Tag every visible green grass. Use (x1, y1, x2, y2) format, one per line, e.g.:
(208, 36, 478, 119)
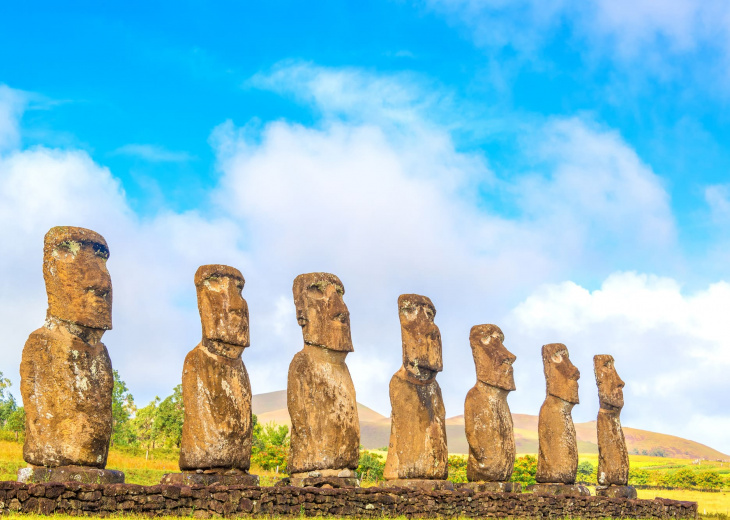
(1, 439, 729, 515)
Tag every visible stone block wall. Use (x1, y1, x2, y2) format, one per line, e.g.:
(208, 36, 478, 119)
(0, 481, 697, 519)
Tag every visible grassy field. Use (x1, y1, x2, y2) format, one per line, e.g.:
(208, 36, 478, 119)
(635, 489, 730, 515)
(1, 440, 729, 515)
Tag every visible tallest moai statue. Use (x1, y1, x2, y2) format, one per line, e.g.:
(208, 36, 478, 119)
(19, 226, 123, 484)
(286, 272, 360, 488)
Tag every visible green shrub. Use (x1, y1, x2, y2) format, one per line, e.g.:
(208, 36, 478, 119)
(666, 468, 696, 488)
(696, 470, 723, 490)
(251, 444, 288, 472)
(577, 461, 595, 483)
(629, 468, 650, 486)
(447, 455, 467, 483)
(357, 451, 385, 482)
(510, 455, 537, 487)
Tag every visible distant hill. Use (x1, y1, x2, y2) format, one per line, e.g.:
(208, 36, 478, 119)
(252, 390, 729, 461)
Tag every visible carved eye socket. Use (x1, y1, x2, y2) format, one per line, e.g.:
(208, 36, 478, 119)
(401, 306, 417, 320)
(93, 243, 109, 259)
(551, 352, 563, 363)
(424, 307, 435, 321)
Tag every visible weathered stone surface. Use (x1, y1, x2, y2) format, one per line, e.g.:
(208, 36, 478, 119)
(0, 481, 699, 518)
(17, 466, 124, 484)
(528, 483, 591, 496)
(277, 476, 359, 488)
(465, 324, 516, 483)
(536, 343, 580, 484)
(594, 354, 630, 488)
(287, 273, 360, 476)
(180, 265, 254, 474)
(596, 485, 637, 498)
(456, 481, 522, 493)
(21, 226, 115, 470)
(379, 479, 454, 491)
(384, 294, 448, 481)
(160, 472, 259, 486)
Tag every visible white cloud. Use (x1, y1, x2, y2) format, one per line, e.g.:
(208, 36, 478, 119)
(506, 271, 730, 453)
(424, 0, 730, 86)
(112, 144, 194, 163)
(705, 183, 730, 223)
(0, 85, 26, 152)
(1, 67, 722, 455)
(211, 62, 677, 419)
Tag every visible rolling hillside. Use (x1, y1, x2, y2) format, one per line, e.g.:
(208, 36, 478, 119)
(252, 390, 729, 461)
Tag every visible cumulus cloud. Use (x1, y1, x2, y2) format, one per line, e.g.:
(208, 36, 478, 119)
(211, 62, 677, 420)
(705, 183, 730, 223)
(0, 85, 26, 152)
(1, 65, 723, 454)
(424, 0, 730, 87)
(506, 272, 730, 453)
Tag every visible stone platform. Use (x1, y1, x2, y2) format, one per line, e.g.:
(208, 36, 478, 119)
(160, 472, 259, 486)
(596, 485, 638, 498)
(528, 482, 591, 496)
(17, 466, 124, 484)
(379, 479, 455, 491)
(276, 476, 359, 488)
(457, 481, 522, 493)
(0, 480, 698, 518)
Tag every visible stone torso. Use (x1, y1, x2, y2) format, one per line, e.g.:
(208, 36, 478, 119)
(465, 382, 515, 482)
(287, 346, 360, 474)
(180, 345, 252, 471)
(384, 367, 448, 480)
(20, 325, 113, 468)
(536, 395, 578, 484)
(597, 410, 629, 486)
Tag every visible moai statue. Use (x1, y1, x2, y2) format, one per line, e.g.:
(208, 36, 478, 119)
(382, 294, 452, 491)
(462, 324, 520, 492)
(532, 343, 589, 496)
(161, 265, 258, 486)
(594, 354, 636, 498)
(286, 273, 360, 488)
(18, 226, 123, 484)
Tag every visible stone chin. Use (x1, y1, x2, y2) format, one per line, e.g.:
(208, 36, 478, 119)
(49, 302, 112, 331)
(599, 389, 624, 410)
(494, 370, 516, 392)
(303, 329, 354, 352)
(549, 383, 580, 405)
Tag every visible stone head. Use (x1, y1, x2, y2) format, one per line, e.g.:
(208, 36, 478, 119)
(398, 294, 443, 380)
(470, 324, 516, 391)
(594, 354, 624, 411)
(542, 343, 580, 404)
(292, 272, 353, 352)
(195, 265, 250, 354)
(43, 226, 112, 330)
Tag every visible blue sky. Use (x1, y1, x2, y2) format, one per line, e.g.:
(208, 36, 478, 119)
(1, 1, 730, 454)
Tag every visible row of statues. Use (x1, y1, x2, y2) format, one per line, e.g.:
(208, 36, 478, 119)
(17, 226, 634, 498)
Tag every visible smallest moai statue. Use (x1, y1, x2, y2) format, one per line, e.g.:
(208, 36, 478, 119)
(531, 343, 590, 496)
(161, 264, 258, 486)
(594, 354, 636, 498)
(461, 325, 520, 493)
